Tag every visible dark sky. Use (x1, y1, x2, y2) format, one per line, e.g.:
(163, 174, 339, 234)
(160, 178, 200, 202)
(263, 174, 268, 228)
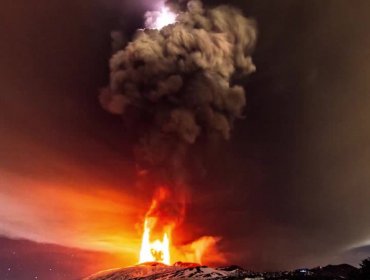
(1, 0, 370, 278)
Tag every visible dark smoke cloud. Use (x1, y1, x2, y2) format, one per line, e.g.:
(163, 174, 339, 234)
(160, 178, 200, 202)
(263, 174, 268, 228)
(100, 0, 256, 182)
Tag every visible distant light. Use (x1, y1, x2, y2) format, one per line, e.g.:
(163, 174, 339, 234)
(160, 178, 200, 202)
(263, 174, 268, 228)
(145, 7, 177, 30)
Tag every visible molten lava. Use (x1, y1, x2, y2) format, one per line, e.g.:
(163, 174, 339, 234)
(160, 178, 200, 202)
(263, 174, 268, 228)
(138, 187, 224, 266)
(139, 217, 171, 265)
(138, 187, 177, 265)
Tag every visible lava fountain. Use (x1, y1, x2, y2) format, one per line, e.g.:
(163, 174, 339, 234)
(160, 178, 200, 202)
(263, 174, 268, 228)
(138, 187, 181, 265)
(139, 217, 171, 265)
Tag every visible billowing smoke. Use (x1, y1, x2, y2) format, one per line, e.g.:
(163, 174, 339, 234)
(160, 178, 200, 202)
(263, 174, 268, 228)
(100, 0, 257, 184)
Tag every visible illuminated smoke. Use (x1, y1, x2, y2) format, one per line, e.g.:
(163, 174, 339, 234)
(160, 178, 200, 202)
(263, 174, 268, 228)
(145, 6, 177, 29)
(100, 0, 257, 183)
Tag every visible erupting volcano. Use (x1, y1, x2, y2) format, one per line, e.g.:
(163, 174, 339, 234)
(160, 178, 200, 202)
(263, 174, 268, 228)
(89, 0, 257, 277)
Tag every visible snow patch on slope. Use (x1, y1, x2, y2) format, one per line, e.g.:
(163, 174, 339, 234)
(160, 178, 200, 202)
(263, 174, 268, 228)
(83, 263, 251, 280)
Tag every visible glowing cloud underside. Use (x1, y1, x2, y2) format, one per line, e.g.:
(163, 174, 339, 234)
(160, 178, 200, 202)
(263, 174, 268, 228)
(145, 7, 176, 30)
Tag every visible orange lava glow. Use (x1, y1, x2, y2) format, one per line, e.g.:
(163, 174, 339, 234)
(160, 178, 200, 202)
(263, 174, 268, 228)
(138, 187, 175, 265)
(138, 187, 226, 266)
(139, 217, 171, 264)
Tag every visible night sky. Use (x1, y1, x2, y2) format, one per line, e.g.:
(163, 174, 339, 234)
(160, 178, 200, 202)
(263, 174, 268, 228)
(1, 0, 370, 279)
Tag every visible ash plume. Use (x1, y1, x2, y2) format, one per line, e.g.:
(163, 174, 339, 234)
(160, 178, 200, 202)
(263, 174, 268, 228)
(100, 0, 257, 183)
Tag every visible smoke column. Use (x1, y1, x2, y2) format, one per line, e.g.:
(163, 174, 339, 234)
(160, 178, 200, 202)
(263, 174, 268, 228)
(100, 0, 257, 185)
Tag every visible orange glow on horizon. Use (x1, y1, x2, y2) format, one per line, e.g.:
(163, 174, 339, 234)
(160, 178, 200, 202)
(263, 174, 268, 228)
(0, 172, 141, 266)
(1, 172, 226, 268)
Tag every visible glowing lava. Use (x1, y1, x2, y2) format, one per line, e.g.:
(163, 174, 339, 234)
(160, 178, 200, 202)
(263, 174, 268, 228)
(138, 188, 176, 265)
(139, 217, 171, 265)
(138, 187, 224, 266)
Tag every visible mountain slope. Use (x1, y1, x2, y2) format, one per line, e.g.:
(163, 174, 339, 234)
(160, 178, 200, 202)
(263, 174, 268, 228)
(83, 262, 251, 280)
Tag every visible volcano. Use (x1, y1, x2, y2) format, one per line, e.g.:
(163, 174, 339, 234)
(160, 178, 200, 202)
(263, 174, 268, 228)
(83, 262, 251, 280)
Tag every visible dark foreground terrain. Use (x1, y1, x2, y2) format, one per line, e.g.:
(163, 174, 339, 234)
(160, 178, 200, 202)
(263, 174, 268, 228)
(84, 258, 370, 280)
